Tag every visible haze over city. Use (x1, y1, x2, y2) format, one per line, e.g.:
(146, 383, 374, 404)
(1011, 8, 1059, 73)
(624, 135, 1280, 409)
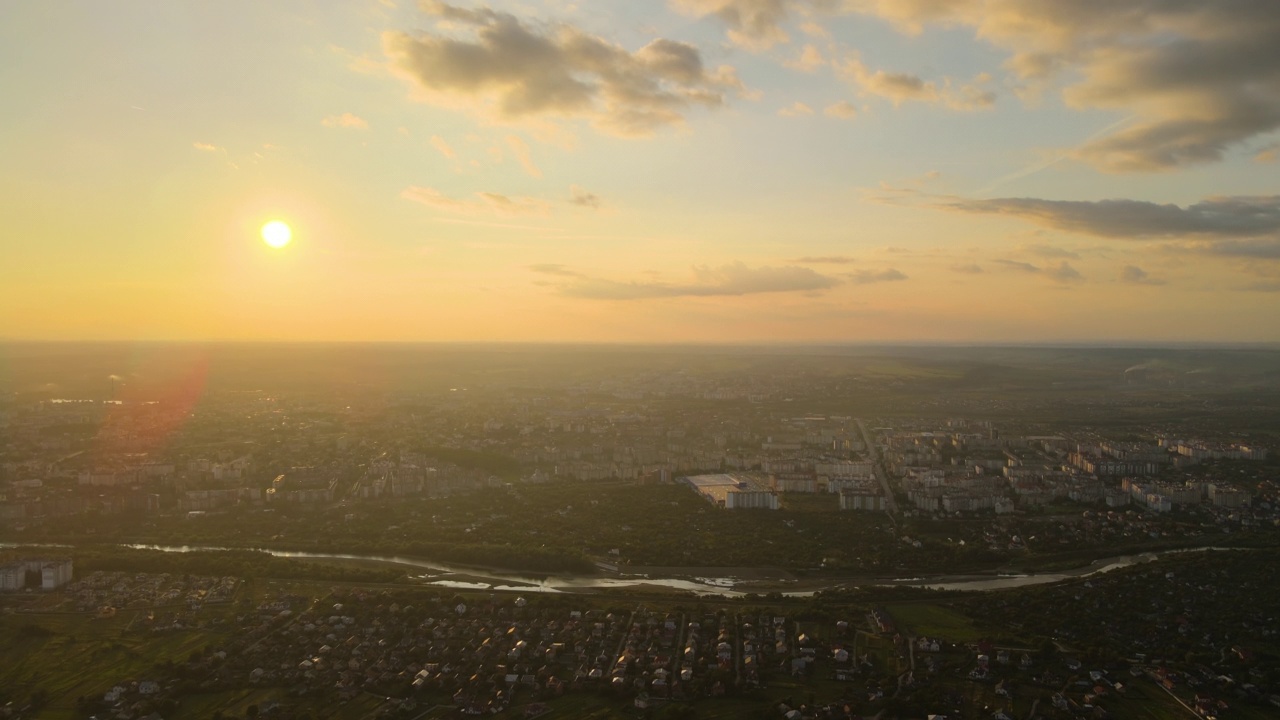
(3, 0, 1279, 343)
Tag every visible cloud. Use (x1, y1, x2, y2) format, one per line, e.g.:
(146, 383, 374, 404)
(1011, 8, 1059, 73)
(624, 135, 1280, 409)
(670, 0, 802, 50)
(943, 195, 1280, 239)
(784, 43, 825, 72)
(846, 268, 908, 284)
(528, 263, 586, 278)
(837, 56, 996, 110)
(838, 56, 937, 105)
(401, 186, 551, 216)
(778, 101, 814, 117)
(430, 135, 456, 159)
(192, 142, 223, 152)
(823, 100, 858, 120)
(994, 259, 1083, 283)
(950, 263, 984, 274)
(1041, 261, 1082, 283)
(1257, 143, 1280, 164)
(505, 134, 541, 177)
(995, 259, 1040, 274)
(843, 0, 1280, 172)
(1176, 238, 1280, 260)
(681, 1, 1280, 171)
(794, 255, 857, 264)
(568, 185, 602, 209)
(1018, 243, 1080, 259)
(1119, 265, 1165, 285)
(555, 261, 841, 299)
(1245, 281, 1280, 292)
(384, 2, 750, 137)
(322, 112, 369, 129)
(946, 82, 998, 111)
(976, 116, 1137, 194)
(799, 20, 829, 39)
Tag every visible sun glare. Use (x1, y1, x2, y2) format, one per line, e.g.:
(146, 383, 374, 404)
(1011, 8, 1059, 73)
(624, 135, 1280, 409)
(261, 220, 292, 248)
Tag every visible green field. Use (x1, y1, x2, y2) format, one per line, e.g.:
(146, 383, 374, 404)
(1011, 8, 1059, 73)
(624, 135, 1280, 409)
(884, 602, 989, 643)
(0, 611, 233, 719)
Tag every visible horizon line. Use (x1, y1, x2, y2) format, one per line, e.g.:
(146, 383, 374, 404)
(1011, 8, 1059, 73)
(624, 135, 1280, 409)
(2, 339, 1279, 350)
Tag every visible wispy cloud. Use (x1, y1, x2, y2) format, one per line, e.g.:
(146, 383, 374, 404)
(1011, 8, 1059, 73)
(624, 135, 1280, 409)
(975, 115, 1135, 194)
(837, 55, 995, 111)
(434, 217, 562, 231)
(823, 101, 857, 120)
(430, 135, 456, 159)
(322, 112, 369, 129)
(192, 142, 223, 152)
(778, 101, 814, 117)
(794, 256, 857, 264)
(1018, 243, 1080, 259)
(505, 135, 541, 178)
(1119, 265, 1165, 285)
(543, 261, 842, 300)
(568, 185, 603, 209)
(401, 186, 550, 216)
(784, 44, 825, 72)
(528, 263, 587, 278)
(1174, 238, 1280, 260)
(846, 268, 908, 284)
(994, 259, 1083, 283)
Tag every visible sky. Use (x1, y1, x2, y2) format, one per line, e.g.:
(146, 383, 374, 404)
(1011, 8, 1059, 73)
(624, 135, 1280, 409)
(1, 0, 1278, 344)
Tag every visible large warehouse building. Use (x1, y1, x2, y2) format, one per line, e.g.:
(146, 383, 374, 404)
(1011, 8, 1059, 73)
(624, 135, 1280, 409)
(682, 473, 779, 510)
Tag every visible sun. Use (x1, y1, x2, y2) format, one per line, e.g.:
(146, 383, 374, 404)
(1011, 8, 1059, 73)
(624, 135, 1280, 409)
(260, 220, 292, 248)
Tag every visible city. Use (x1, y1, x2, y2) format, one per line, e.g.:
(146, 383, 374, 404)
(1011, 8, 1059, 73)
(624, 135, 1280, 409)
(2, 344, 1279, 719)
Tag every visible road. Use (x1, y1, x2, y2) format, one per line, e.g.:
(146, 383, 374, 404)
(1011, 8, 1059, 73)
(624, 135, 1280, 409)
(855, 418, 899, 513)
(607, 607, 637, 678)
(734, 613, 742, 683)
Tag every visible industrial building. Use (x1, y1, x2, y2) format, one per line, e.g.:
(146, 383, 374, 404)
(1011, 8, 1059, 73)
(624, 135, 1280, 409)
(682, 473, 779, 510)
(839, 492, 887, 511)
(0, 563, 24, 591)
(0, 557, 73, 591)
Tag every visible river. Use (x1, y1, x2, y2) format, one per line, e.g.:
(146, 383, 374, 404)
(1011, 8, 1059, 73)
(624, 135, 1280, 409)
(1, 541, 1231, 596)
(77, 542, 1233, 597)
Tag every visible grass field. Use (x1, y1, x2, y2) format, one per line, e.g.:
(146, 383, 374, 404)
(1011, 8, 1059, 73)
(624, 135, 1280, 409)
(884, 602, 988, 643)
(0, 610, 235, 719)
(178, 689, 389, 719)
(0, 601, 402, 720)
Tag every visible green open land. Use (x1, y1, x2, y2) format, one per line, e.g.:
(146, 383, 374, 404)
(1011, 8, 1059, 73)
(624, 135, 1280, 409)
(883, 602, 989, 643)
(0, 609, 236, 718)
(0, 578, 415, 720)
